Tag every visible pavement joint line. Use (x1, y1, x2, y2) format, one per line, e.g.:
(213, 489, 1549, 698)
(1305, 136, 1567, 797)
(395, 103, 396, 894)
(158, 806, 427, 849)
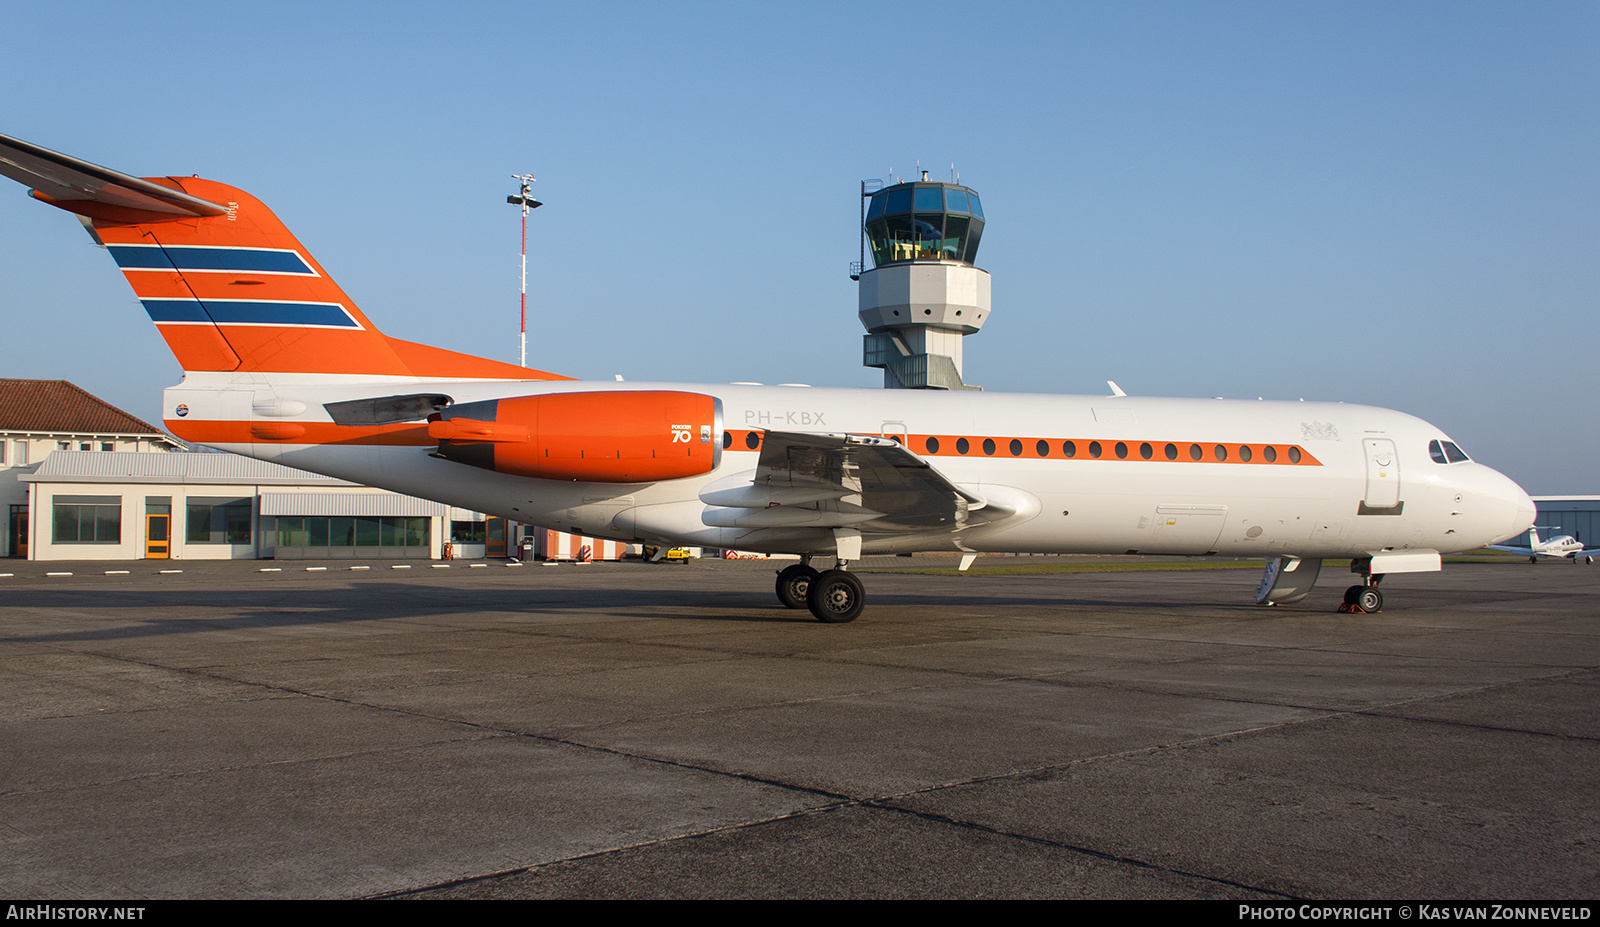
(858, 799, 1300, 900)
(371, 804, 862, 899)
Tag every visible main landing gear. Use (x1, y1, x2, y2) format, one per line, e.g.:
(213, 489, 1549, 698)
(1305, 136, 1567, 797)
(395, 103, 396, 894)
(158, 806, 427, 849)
(776, 558, 865, 623)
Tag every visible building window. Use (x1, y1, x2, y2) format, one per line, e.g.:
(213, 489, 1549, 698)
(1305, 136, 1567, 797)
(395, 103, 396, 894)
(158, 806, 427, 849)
(187, 497, 252, 544)
(57, 441, 70, 451)
(451, 521, 487, 543)
(53, 495, 121, 544)
(277, 516, 430, 551)
(100, 442, 114, 452)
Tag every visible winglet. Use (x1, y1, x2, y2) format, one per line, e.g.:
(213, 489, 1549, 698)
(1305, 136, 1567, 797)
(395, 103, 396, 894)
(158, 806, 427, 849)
(0, 132, 228, 222)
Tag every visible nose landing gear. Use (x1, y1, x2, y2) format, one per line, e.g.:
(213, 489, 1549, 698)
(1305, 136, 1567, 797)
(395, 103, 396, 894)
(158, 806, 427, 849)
(1339, 568, 1384, 614)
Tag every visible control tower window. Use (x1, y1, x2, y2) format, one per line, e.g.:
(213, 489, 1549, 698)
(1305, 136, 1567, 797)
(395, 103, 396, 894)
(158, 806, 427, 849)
(863, 182, 985, 268)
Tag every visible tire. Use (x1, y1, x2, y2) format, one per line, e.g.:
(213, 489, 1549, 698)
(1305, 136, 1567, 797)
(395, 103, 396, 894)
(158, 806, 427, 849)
(775, 564, 819, 610)
(1343, 585, 1362, 606)
(1356, 587, 1383, 612)
(806, 569, 865, 623)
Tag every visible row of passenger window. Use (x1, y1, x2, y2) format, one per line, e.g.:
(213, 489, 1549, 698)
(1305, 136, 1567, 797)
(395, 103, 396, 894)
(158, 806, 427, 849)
(921, 437, 1303, 463)
(725, 431, 1307, 464)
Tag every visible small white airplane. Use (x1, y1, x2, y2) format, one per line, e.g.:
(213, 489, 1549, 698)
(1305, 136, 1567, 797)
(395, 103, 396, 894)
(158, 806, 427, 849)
(0, 132, 1538, 622)
(1488, 527, 1595, 564)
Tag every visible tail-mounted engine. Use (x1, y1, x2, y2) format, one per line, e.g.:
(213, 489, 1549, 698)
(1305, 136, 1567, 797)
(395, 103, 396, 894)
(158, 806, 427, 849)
(428, 390, 722, 483)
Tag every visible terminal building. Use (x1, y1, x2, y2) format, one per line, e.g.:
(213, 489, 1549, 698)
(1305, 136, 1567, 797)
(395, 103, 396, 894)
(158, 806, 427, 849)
(2, 379, 505, 561)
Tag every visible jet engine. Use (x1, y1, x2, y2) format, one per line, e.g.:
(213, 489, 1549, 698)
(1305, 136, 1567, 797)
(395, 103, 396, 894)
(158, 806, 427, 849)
(428, 390, 722, 483)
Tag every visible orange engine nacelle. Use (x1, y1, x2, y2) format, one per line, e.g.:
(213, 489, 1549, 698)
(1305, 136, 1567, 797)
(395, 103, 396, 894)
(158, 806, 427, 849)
(428, 390, 722, 483)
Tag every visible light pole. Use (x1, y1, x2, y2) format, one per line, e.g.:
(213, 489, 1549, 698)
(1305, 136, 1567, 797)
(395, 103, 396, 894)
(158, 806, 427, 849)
(507, 174, 542, 368)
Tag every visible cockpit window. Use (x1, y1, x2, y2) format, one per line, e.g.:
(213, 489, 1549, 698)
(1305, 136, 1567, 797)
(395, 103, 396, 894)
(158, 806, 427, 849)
(1443, 441, 1470, 463)
(1430, 439, 1471, 464)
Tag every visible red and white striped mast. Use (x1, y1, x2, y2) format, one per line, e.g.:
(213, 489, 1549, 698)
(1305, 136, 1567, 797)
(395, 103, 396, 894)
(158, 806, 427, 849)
(507, 174, 541, 368)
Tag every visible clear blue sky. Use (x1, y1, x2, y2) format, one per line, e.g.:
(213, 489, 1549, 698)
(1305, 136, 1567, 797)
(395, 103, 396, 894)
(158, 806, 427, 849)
(1, 1, 1594, 492)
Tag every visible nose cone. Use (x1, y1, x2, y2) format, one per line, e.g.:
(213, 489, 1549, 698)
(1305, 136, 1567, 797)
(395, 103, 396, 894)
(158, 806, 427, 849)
(1486, 468, 1537, 546)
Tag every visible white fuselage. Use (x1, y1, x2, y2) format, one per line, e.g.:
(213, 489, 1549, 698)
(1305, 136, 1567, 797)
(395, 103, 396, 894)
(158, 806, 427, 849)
(166, 373, 1536, 560)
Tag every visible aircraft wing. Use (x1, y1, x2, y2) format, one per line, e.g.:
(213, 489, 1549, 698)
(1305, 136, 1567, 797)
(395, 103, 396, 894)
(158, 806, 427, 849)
(699, 430, 998, 532)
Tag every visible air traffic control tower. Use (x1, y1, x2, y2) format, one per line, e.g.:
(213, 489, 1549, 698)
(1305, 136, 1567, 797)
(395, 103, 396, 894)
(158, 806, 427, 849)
(857, 175, 988, 390)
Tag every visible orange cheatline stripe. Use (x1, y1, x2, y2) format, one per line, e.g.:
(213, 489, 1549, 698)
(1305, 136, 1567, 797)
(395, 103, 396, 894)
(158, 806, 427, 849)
(164, 419, 1324, 468)
(167, 419, 434, 446)
(722, 430, 1323, 466)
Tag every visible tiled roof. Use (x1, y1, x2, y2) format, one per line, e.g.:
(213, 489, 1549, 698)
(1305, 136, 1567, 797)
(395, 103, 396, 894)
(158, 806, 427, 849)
(0, 379, 167, 436)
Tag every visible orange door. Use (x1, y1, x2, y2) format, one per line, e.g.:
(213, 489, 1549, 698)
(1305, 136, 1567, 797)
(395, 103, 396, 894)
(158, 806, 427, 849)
(8, 507, 26, 558)
(145, 513, 170, 559)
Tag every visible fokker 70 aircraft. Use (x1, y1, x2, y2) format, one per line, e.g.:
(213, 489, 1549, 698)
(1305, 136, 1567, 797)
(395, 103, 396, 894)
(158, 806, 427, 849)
(0, 133, 1536, 621)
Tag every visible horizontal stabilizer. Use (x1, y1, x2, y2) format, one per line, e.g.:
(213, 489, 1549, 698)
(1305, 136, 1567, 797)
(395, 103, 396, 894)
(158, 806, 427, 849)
(0, 132, 227, 220)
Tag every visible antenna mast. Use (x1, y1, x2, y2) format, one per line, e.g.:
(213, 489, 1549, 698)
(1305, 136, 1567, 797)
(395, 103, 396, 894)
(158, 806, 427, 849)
(507, 174, 542, 368)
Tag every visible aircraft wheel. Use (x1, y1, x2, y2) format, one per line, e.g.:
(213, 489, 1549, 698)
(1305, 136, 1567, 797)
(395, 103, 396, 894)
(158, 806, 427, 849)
(1356, 587, 1383, 612)
(807, 569, 865, 623)
(775, 564, 819, 609)
(1343, 585, 1363, 606)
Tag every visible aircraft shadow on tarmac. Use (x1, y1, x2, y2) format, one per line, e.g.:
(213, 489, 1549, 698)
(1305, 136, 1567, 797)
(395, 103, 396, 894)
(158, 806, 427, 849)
(3, 579, 1235, 644)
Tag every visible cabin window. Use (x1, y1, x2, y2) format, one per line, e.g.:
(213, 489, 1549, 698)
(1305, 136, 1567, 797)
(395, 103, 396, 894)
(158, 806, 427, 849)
(1114, 442, 1128, 459)
(1288, 447, 1302, 463)
(745, 432, 760, 450)
(1164, 443, 1177, 460)
(1063, 441, 1076, 457)
(1214, 445, 1228, 462)
(925, 436, 940, 454)
(982, 438, 996, 456)
(1009, 439, 1022, 456)
(1263, 446, 1277, 463)
(1189, 444, 1202, 461)
(1139, 442, 1152, 460)
(1036, 440, 1049, 456)
(956, 438, 969, 455)
(1089, 441, 1102, 459)
(1238, 445, 1252, 462)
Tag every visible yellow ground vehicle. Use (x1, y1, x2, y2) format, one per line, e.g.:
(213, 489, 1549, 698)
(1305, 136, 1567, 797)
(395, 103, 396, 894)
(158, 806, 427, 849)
(641, 545, 692, 564)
